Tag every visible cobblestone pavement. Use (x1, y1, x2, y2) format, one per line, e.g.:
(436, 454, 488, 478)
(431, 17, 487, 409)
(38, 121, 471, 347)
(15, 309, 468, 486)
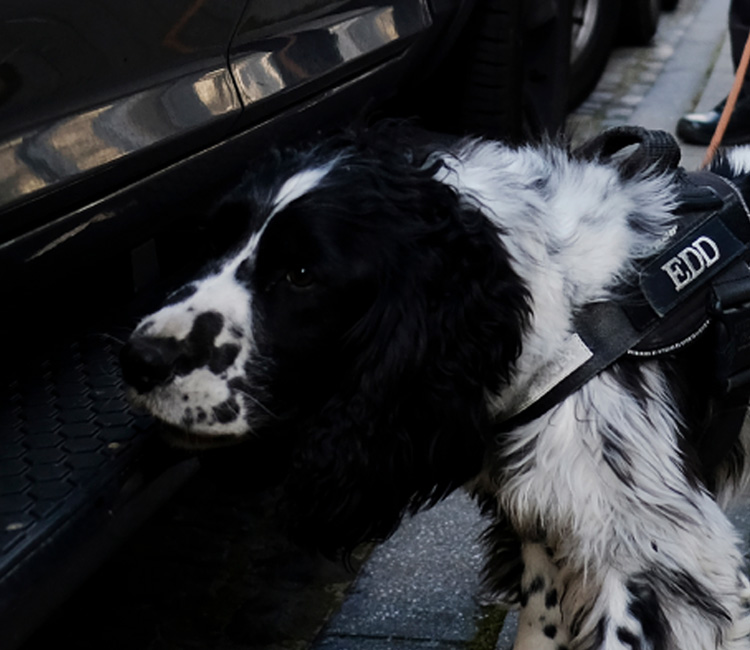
(567, 0, 712, 145)
(19, 1, 726, 649)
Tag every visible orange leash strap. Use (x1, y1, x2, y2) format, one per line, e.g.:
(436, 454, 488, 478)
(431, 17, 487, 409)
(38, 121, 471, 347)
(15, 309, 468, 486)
(702, 30, 750, 169)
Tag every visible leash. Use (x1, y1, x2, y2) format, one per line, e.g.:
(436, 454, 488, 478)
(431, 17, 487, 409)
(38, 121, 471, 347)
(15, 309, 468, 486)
(701, 29, 750, 169)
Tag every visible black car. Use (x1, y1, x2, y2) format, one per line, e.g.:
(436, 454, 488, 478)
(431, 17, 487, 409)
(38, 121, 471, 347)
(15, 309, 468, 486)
(0, 0, 573, 647)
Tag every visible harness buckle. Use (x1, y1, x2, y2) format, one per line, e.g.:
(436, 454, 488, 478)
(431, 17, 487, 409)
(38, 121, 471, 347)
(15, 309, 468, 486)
(711, 262, 750, 394)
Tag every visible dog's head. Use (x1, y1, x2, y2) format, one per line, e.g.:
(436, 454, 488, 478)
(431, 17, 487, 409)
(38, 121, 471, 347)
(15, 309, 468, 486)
(121, 131, 530, 550)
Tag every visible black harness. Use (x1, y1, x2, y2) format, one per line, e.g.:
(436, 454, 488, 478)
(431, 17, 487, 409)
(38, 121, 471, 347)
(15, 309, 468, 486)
(499, 128, 750, 469)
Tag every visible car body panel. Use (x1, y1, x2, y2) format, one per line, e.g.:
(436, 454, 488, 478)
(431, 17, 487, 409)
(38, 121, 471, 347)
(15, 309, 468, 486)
(0, 68, 240, 211)
(0, 0, 435, 245)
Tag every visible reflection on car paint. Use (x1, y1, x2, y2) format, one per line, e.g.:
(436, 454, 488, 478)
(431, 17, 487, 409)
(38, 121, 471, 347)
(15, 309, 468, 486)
(231, 3, 428, 105)
(0, 68, 239, 209)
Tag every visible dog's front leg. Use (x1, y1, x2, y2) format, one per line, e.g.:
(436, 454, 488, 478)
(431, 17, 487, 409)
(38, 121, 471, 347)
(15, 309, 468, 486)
(499, 365, 750, 650)
(514, 542, 569, 650)
(512, 542, 667, 650)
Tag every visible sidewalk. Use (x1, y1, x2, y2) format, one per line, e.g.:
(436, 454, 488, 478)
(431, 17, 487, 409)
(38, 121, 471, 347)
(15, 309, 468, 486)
(316, 492, 492, 650)
(313, 1, 738, 648)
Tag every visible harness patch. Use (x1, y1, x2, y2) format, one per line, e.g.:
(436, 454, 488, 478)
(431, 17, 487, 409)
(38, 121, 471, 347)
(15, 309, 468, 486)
(641, 217, 745, 316)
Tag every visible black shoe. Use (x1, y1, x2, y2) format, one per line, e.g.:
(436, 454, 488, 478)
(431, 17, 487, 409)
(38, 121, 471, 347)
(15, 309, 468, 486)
(676, 97, 750, 146)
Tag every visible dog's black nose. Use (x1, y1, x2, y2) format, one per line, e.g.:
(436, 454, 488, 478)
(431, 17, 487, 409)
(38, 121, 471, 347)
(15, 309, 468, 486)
(120, 335, 180, 393)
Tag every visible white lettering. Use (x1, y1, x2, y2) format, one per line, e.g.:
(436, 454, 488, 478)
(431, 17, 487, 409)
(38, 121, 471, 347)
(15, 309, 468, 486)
(661, 257, 693, 291)
(677, 246, 706, 277)
(693, 235, 721, 266)
(660, 236, 721, 292)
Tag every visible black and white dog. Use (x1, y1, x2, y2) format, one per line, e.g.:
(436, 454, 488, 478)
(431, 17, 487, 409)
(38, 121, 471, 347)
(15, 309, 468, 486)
(121, 126, 750, 650)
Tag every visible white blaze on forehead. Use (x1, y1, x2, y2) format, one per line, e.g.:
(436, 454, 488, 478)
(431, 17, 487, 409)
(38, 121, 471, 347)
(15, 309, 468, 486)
(219, 161, 340, 275)
(271, 163, 337, 216)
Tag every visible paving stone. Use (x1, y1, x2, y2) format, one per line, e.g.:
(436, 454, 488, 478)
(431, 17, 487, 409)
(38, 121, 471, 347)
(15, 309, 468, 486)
(318, 637, 461, 649)
(320, 492, 487, 646)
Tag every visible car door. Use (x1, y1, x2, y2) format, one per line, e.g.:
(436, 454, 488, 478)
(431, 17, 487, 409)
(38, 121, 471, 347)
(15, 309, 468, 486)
(0, 0, 247, 239)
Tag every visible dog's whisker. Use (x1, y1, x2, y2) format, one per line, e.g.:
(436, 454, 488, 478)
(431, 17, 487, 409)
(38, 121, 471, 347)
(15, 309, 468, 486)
(234, 387, 280, 420)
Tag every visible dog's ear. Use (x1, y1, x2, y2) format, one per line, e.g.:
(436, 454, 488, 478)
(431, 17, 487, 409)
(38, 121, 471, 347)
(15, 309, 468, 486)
(284, 181, 530, 554)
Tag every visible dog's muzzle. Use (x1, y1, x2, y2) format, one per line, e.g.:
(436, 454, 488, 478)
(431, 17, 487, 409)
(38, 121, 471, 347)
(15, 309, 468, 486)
(120, 335, 181, 394)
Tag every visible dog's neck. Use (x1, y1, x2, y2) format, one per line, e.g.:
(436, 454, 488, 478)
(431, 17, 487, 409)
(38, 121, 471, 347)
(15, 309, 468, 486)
(434, 139, 679, 425)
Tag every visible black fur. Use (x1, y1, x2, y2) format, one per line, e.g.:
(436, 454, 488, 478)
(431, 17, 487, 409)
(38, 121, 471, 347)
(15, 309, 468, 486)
(261, 139, 531, 551)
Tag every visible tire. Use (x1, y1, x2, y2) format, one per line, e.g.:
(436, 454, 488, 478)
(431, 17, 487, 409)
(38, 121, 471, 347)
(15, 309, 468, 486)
(418, 0, 570, 142)
(521, 0, 572, 138)
(569, 0, 620, 108)
(448, 0, 526, 141)
(618, 0, 661, 45)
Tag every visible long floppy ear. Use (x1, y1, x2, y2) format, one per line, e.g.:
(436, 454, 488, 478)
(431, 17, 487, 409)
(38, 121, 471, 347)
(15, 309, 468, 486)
(284, 172, 530, 554)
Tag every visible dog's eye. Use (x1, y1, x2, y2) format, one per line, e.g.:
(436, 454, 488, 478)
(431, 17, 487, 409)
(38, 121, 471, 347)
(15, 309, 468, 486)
(285, 267, 315, 288)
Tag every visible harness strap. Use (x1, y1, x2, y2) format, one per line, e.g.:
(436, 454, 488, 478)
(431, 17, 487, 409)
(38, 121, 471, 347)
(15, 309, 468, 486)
(698, 261, 750, 474)
(712, 260, 750, 392)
